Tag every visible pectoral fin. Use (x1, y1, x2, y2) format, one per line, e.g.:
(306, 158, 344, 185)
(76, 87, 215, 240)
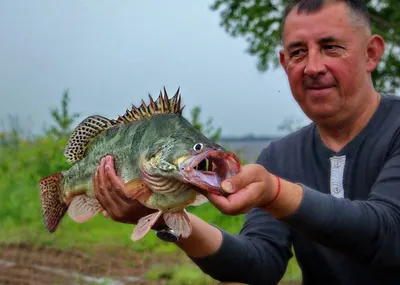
(163, 210, 192, 238)
(131, 210, 163, 241)
(123, 179, 151, 200)
(67, 195, 102, 223)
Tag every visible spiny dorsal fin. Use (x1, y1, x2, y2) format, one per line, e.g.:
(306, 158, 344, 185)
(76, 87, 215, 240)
(64, 87, 184, 163)
(113, 87, 184, 124)
(64, 115, 115, 163)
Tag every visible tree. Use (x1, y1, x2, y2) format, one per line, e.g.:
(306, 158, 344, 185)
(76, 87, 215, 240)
(210, 0, 400, 93)
(46, 89, 80, 138)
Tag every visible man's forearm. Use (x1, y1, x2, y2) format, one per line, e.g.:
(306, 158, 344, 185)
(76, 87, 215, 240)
(173, 210, 292, 285)
(258, 176, 400, 266)
(279, 185, 400, 266)
(175, 213, 223, 258)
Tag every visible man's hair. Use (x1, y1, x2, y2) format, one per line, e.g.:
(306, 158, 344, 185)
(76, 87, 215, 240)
(282, 0, 371, 35)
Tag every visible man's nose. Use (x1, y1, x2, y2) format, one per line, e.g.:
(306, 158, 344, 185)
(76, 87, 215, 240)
(304, 51, 327, 76)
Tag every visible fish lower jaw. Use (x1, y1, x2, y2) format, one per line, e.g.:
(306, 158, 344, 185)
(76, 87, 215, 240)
(178, 149, 241, 196)
(182, 172, 224, 194)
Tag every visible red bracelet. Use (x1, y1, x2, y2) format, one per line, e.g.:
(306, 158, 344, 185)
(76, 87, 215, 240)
(264, 175, 281, 210)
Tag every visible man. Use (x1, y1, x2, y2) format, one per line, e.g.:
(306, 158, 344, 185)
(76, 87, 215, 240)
(94, 0, 400, 284)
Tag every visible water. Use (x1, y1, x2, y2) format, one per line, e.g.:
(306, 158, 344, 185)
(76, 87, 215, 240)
(219, 139, 277, 163)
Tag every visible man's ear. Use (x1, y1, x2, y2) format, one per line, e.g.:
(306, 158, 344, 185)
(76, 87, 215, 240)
(366, 34, 385, 73)
(279, 50, 287, 73)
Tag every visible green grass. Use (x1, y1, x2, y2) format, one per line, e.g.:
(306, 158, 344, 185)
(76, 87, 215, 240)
(145, 257, 301, 284)
(146, 263, 216, 285)
(283, 255, 302, 281)
(0, 134, 301, 283)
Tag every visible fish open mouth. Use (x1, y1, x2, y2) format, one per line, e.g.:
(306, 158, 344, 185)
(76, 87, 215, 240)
(179, 148, 241, 196)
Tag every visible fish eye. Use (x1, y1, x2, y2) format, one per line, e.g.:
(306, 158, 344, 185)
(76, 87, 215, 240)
(193, 143, 203, 152)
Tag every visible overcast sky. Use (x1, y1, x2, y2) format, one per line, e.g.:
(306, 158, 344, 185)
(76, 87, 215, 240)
(0, 0, 309, 138)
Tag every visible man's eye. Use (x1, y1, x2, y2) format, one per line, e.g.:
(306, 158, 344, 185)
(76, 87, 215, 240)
(324, 45, 339, 50)
(290, 50, 306, 58)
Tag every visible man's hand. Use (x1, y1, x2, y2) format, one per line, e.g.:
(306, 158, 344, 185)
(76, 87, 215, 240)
(93, 156, 161, 226)
(207, 164, 303, 218)
(207, 164, 277, 215)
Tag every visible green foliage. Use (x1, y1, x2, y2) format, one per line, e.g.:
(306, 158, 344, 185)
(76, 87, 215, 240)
(210, 0, 400, 93)
(0, 135, 69, 227)
(0, 115, 25, 148)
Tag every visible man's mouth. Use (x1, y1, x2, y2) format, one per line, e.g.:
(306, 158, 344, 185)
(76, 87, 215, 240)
(179, 148, 241, 196)
(306, 84, 334, 90)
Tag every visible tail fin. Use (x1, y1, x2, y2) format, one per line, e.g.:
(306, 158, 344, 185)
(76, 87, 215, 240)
(38, 172, 67, 233)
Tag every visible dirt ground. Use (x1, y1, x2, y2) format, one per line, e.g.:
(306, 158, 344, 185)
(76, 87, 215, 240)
(0, 242, 176, 285)
(0, 243, 301, 285)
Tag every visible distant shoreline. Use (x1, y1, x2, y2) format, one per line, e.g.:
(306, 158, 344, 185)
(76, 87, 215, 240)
(217, 136, 281, 162)
(219, 135, 281, 142)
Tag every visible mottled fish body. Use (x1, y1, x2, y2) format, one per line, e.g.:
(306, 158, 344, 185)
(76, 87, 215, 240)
(39, 88, 241, 241)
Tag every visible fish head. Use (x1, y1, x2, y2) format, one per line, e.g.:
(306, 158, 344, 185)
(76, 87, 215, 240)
(141, 117, 241, 196)
(176, 142, 242, 196)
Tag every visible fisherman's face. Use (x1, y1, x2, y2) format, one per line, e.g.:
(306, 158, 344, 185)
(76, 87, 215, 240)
(279, 2, 380, 125)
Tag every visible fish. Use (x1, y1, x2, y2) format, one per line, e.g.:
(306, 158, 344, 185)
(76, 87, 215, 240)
(38, 87, 241, 241)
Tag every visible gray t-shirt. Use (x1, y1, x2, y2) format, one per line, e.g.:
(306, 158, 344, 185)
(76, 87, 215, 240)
(191, 94, 400, 285)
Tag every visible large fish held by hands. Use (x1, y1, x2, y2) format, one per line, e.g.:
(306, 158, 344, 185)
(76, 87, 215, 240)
(38, 88, 241, 241)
